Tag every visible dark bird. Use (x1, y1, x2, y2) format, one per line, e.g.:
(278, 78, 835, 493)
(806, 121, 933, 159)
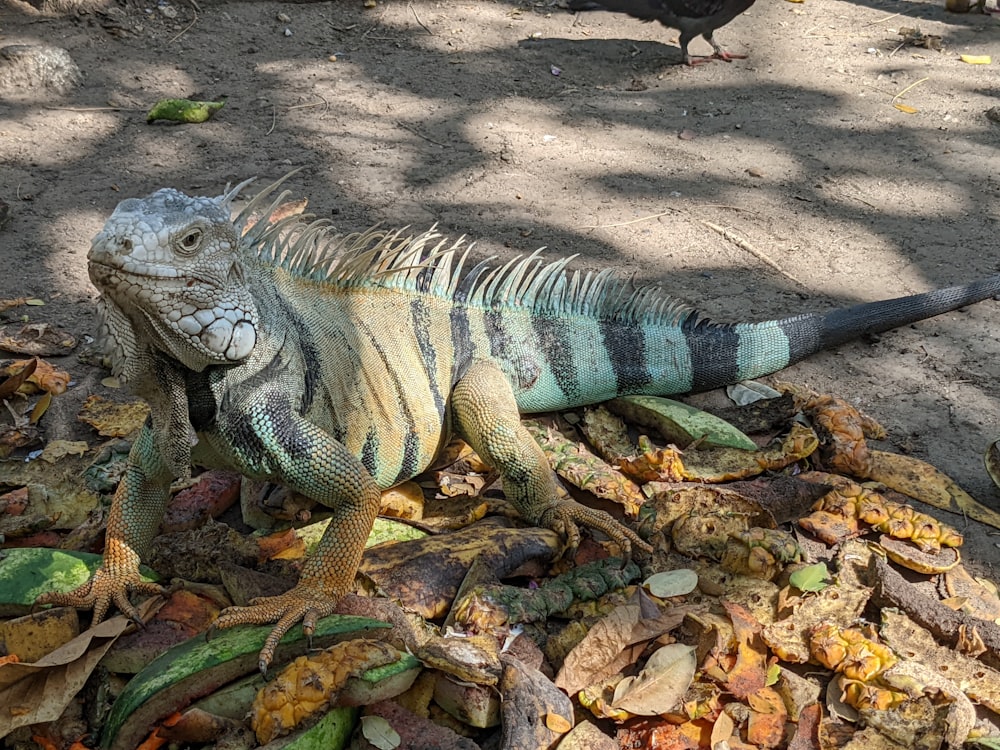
(569, 0, 756, 66)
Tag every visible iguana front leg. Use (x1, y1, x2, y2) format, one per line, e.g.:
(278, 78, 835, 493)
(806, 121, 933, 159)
(37, 424, 170, 620)
(210, 405, 382, 672)
(451, 360, 652, 558)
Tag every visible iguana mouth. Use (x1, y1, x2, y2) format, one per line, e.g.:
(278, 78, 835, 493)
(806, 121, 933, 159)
(89, 259, 214, 286)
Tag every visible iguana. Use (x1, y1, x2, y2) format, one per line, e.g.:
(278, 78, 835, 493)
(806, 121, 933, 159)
(40, 176, 1000, 671)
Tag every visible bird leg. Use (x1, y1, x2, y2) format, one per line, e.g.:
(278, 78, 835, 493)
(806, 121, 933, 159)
(705, 32, 747, 61)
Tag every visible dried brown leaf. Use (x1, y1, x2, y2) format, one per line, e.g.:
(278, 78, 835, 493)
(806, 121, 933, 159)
(555, 602, 642, 695)
(77, 395, 150, 437)
(0, 614, 134, 737)
(610, 643, 697, 716)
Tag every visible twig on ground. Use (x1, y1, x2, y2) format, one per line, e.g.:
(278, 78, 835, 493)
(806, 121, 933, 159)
(169, 14, 198, 44)
(700, 220, 805, 287)
(43, 106, 128, 112)
(408, 2, 433, 34)
(399, 122, 447, 147)
(579, 210, 674, 229)
(865, 10, 908, 25)
(285, 96, 330, 118)
(893, 76, 929, 102)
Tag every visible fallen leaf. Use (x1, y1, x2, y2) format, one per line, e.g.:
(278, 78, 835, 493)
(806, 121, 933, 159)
(555, 601, 643, 695)
(251, 640, 402, 743)
(746, 686, 788, 747)
(29, 391, 51, 424)
(360, 715, 401, 750)
(610, 643, 697, 716)
(0, 614, 135, 738)
(78, 395, 150, 437)
(986, 439, 999, 491)
(2, 359, 70, 396)
(0, 323, 77, 357)
(39, 439, 88, 463)
(789, 562, 831, 592)
(722, 600, 768, 699)
(0, 358, 37, 400)
(894, 102, 919, 114)
(644, 569, 698, 598)
(959, 54, 991, 64)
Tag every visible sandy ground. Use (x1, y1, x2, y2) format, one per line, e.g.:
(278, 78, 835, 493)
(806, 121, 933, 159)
(1, 0, 998, 568)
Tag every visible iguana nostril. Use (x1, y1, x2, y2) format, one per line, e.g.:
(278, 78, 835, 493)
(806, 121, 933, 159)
(121, 238, 133, 252)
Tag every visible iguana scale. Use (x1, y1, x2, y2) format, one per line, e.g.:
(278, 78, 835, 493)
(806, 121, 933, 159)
(41, 176, 1000, 670)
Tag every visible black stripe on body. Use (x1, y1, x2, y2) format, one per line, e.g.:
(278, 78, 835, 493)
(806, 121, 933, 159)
(398, 431, 422, 485)
(599, 320, 653, 394)
(183, 368, 218, 431)
(410, 299, 446, 419)
(353, 318, 425, 485)
(531, 316, 579, 404)
(778, 314, 823, 365)
(222, 390, 310, 472)
(484, 310, 541, 389)
(226, 407, 271, 468)
(484, 310, 516, 367)
(275, 294, 322, 412)
(263, 391, 314, 461)
(449, 306, 474, 385)
(682, 315, 739, 392)
(361, 427, 378, 476)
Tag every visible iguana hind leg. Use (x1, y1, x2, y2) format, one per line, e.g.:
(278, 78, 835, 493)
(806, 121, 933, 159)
(451, 360, 651, 557)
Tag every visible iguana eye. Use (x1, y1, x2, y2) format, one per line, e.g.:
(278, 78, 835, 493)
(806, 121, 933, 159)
(176, 228, 204, 254)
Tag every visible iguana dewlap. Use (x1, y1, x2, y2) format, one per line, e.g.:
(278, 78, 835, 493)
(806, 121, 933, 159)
(40, 176, 1000, 671)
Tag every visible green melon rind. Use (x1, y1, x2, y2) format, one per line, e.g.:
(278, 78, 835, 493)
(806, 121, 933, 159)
(609, 395, 758, 451)
(100, 615, 388, 750)
(0, 547, 159, 614)
(262, 706, 360, 750)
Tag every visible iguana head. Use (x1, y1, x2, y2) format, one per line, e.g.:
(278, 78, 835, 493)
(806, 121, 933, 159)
(89, 184, 260, 372)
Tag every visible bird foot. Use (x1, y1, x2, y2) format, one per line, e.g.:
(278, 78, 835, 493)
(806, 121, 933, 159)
(685, 51, 747, 65)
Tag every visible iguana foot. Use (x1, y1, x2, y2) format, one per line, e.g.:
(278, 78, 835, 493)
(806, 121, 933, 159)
(538, 501, 653, 561)
(212, 584, 339, 674)
(36, 565, 163, 624)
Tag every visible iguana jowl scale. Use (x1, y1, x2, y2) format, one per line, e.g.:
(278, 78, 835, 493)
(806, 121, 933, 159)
(42, 176, 1000, 670)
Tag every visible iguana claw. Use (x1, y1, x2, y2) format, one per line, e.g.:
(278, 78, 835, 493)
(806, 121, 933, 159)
(539, 501, 653, 563)
(212, 584, 339, 673)
(36, 565, 163, 625)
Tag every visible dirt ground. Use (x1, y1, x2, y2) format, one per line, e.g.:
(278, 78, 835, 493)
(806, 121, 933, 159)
(1, 0, 998, 571)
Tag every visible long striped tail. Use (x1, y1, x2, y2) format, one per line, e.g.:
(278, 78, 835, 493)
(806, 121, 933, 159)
(706, 273, 1000, 392)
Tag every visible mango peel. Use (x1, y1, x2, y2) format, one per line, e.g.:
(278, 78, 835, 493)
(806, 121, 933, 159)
(147, 98, 225, 124)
